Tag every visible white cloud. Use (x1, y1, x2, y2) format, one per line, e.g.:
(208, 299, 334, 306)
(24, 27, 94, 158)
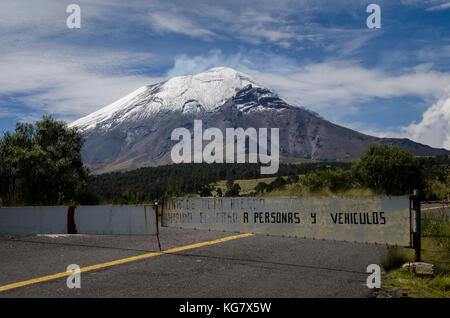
(351, 90, 450, 150)
(254, 62, 450, 149)
(147, 11, 217, 40)
(129, 0, 371, 49)
(0, 0, 165, 124)
(0, 0, 448, 150)
(426, 2, 450, 11)
(0, 48, 164, 121)
(0, 0, 63, 31)
(166, 50, 244, 78)
(165, 52, 450, 113)
(401, 89, 450, 149)
(166, 51, 450, 149)
(244, 62, 450, 113)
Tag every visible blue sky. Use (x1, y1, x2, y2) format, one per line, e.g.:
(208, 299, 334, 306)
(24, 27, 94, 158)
(0, 0, 449, 149)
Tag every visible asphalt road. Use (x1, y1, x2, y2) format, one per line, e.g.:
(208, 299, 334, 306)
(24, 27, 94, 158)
(421, 203, 450, 216)
(0, 225, 388, 298)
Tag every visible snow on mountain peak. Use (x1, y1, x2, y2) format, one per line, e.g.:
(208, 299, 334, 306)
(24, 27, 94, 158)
(69, 67, 261, 132)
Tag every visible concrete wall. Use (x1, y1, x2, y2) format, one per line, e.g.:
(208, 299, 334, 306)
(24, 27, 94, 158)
(0, 205, 157, 235)
(162, 196, 411, 246)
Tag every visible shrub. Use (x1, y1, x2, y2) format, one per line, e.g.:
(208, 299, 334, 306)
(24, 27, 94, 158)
(299, 168, 351, 193)
(254, 182, 268, 194)
(425, 180, 449, 201)
(381, 247, 410, 271)
(225, 180, 241, 196)
(266, 177, 286, 192)
(286, 174, 299, 184)
(198, 185, 212, 197)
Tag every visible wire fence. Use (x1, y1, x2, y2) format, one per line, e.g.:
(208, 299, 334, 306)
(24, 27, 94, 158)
(420, 202, 450, 239)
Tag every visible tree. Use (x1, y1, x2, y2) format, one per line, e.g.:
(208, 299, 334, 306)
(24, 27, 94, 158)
(226, 179, 234, 191)
(287, 174, 299, 184)
(351, 144, 422, 195)
(266, 176, 286, 192)
(0, 116, 90, 205)
(198, 185, 212, 197)
(216, 187, 223, 197)
(225, 180, 241, 196)
(0, 132, 16, 204)
(254, 182, 267, 194)
(86, 162, 354, 203)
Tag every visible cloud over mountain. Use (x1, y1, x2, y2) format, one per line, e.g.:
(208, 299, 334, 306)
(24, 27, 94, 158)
(69, 67, 449, 173)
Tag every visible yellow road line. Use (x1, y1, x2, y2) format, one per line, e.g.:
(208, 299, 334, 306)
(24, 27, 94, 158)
(0, 233, 254, 293)
(422, 205, 449, 211)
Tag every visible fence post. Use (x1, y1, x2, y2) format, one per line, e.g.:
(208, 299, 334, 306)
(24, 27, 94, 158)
(154, 200, 162, 251)
(413, 189, 421, 262)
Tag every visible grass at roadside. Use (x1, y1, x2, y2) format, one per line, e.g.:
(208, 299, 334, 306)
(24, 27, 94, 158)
(379, 269, 449, 298)
(378, 208, 450, 298)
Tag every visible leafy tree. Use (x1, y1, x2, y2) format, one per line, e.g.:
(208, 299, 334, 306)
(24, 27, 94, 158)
(254, 182, 267, 194)
(266, 176, 286, 192)
(286, 174, 299, 184)
(225, 180, 241, 196)
(164, 182, 181, 198)
(120, 190, 143, 204)
(74, 176, 99, 205)
(0, 116, 90, 205)
(418, 157, 449, 200)
(0, 136, 14, 204)
(198, 185, 212, 197)
(216, 187, 223, 197)
(87, 162, 353, 203)
(226, 179, 234, 191)
(351, 144, 422, 195)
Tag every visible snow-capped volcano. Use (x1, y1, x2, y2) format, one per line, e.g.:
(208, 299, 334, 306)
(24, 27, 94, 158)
(70, 67, 261, 132)
(70, 67, 450, 173)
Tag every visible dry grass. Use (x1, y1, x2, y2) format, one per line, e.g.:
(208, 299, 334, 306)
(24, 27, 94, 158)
(210, 176, 379, 197)
(379, 212, 450, 298)
(293, 187, 377, 197)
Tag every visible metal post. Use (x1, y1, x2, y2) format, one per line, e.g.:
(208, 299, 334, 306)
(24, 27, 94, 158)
(413, 189, 421, 262)
(154, 200, 162, 251)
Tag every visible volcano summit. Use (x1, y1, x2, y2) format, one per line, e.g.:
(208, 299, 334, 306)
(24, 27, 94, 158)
(69, 67, 449, 173)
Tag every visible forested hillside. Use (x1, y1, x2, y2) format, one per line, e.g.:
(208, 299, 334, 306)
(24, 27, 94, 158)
(89, 162, 351, 204)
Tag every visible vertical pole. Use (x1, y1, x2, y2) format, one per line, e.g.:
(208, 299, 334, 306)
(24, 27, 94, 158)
(155, 200, 162, 251)
(413, 189, 421, 262)
(409, 195, 412, 247)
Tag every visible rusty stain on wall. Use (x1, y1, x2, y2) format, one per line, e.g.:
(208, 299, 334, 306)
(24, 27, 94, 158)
(67, 206, 78, 234)
(0, 205, 157, 235)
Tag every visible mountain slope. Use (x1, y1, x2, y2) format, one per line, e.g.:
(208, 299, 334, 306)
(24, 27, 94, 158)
(69, 67, 450, 173)
(71, 67, 260, 132)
